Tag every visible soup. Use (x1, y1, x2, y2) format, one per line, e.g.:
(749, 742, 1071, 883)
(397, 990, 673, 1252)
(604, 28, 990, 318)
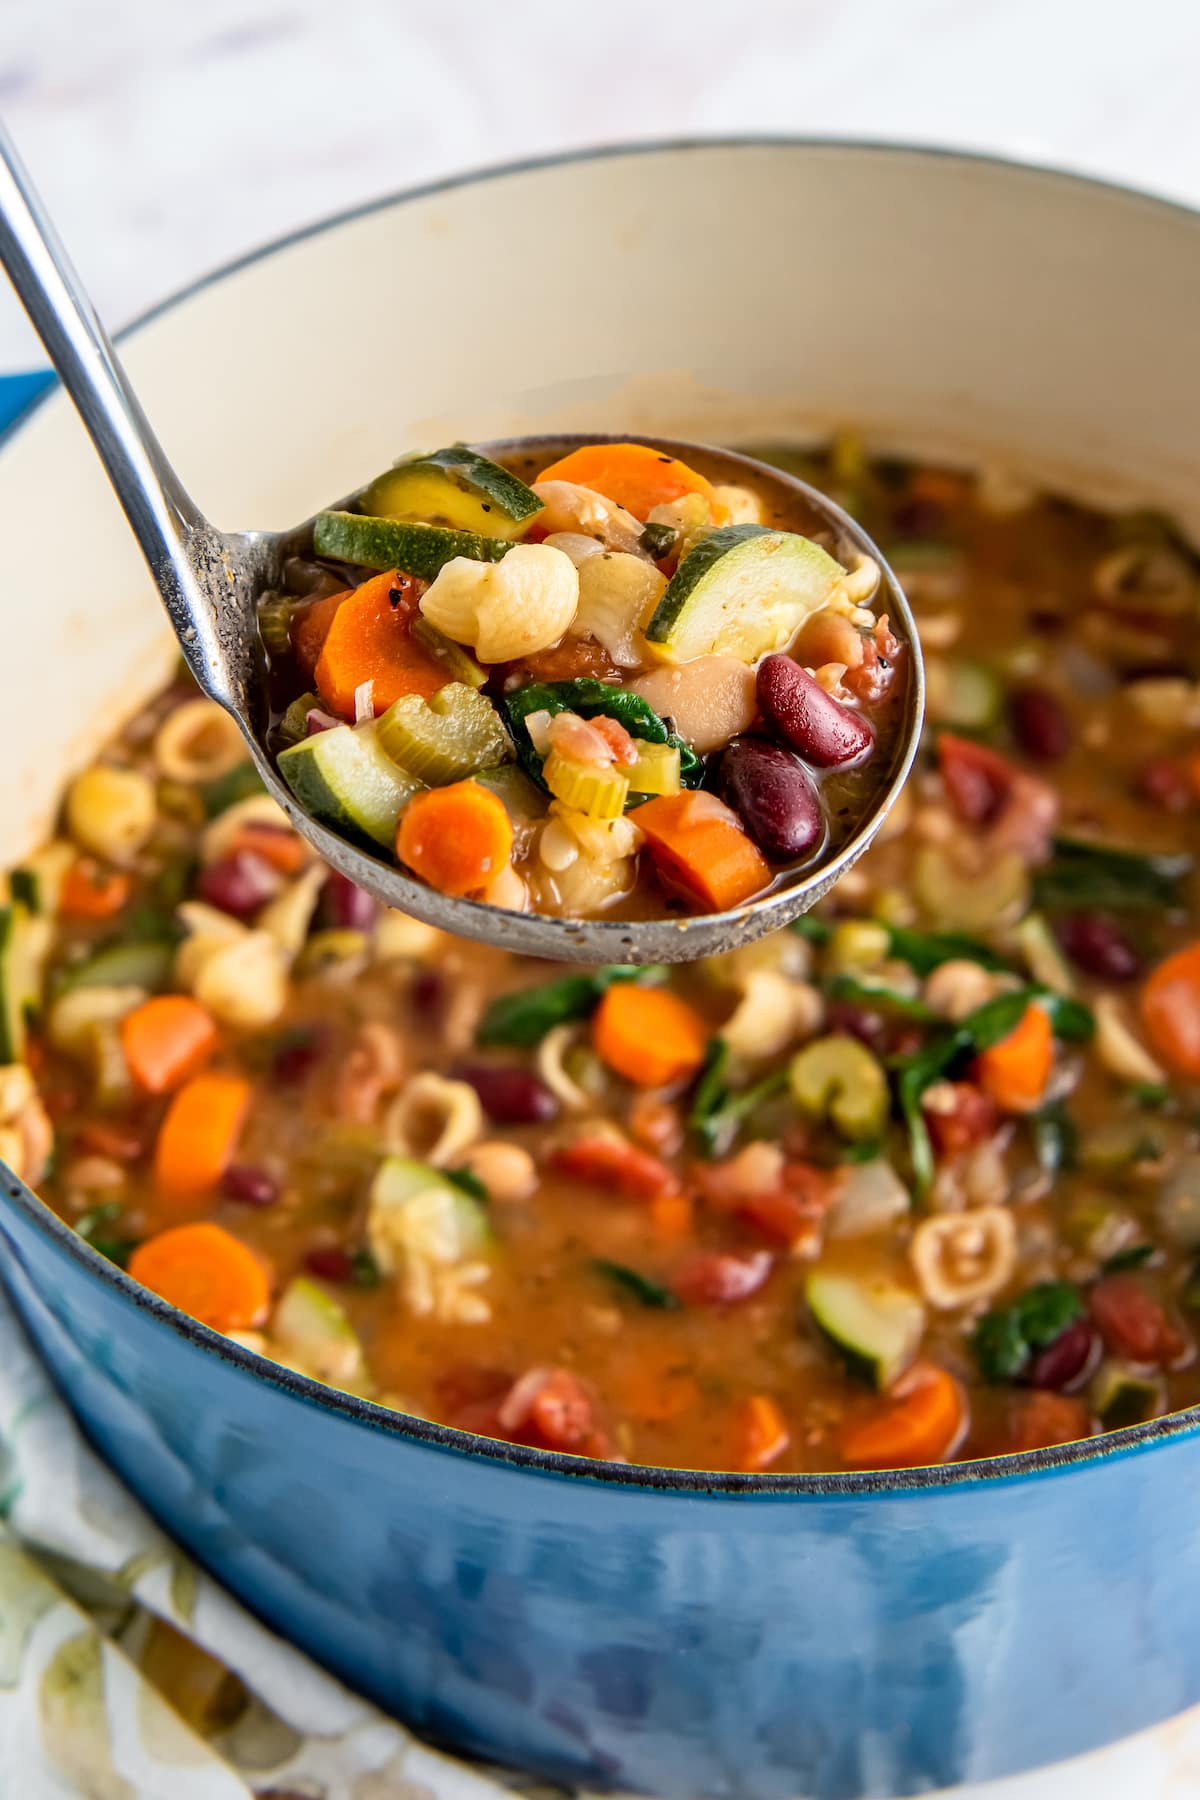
(262, 441, 908, 920)
(7, 441, 1200, 1474)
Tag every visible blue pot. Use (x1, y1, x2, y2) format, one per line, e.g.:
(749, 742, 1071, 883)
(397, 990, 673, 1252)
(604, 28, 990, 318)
(3, 1172, 1199, 1799)
(2, 139, 1199, 1798)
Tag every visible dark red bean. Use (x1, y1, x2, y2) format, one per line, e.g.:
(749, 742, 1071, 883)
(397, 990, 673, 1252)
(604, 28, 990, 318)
(1008, 686, 1071, 761)
(892, 497, 944, 536)
(1054, 913, 1142, 982)
(410, 969, 445, 1015)
(757, 654, 875, 769)
(718, 737, 825, 860)
(1138, 758, 1192, 813)
(824, 999, 889, 1055)
(304, 1245, 354, 1283)
(272, 1027, 326, 1084)
(196, 851, 281, 919)
(221, 1163, 280, 1207)
(923, 1082, 998, 1156)
(672, 1250, 773, 1307)
(321, 869, 378, 931)
(1025, 1318, 1097, 1391)
(454, 1062, 559, 1125)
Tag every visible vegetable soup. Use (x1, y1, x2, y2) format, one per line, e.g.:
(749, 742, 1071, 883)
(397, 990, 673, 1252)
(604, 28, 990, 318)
(7, 440, 1200, 1474)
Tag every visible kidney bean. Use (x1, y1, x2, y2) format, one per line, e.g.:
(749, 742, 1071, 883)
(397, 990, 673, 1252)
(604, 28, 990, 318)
(454, 1062, 559, 1125)
(672, 1250, 773, 1307)
(321, 869, 378, 931)
(1025, 1317, 1096, 1391)
(1089, 1276, 1188, 1366)
(718, 737, 825, 859)
(221, 1163, 280, 1207)
(196, 850, 281, 919)
(756, 654, 875, 768)
(923, 1082, 999, 1155)
(410, 969, 445, 1016)
(892, 496, 945, 537)
(1008, 686, 1071, 761)
(304, 1245, 354, 1283)
(1054, 913, 1141, 982)
(1138, 758, 1192, 813)
(824, 999, 890, 1055)
(272, 1027, 326, 1084)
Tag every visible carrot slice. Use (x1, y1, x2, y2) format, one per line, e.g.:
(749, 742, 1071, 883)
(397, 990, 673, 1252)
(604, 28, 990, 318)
(128, 1221, 270, 1331)
(59, 859, 131, 921)
(120, 996, 219, 1096)
(633, 791, 771, 913)
(592, 983, 709, 1087)
(1142, 940, 1200, 1077)
(153, 1073, 252, 1198)
(291, 588, 350, 681)
(650, 1189, 694, 1238)
(535, 442, 727, 523)
(396, 780, 513, 899)
(840, 1362, 967, 1470)
(738, 1394, 790, 1472)
(228, 824, 309, 875)
(314, 570, 446, 720)
(973, 1002, 1053, 1112)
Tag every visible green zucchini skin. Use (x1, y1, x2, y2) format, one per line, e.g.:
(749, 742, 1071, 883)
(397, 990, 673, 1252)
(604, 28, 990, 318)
(313, 511, 514, 581)
(364, 446, 543, 530)
(645, 523, 845, 663)
(278, 723, 424, 850)
(805, 1269, 925, 1391)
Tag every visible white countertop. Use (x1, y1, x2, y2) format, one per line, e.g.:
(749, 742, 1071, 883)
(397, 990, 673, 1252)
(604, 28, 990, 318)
(3, 0, 1200, 368)
(5, 2, 1200, 1795)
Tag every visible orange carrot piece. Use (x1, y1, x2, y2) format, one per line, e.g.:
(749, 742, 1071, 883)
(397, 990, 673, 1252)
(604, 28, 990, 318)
(228, 824, 309, 875)
(291, 588, 350, 681)
(535, 441, 728, 523)
(314, 570, 446, 720)
(128, 1221, 270, 1331)
(840, 1363, 967, 1471)
(153, 1072, 252, 1198)
(592, 983, 709, 1087)
(396, 781, 513, 899)
(973, 1002, 1054, 1112)
(120, 996, 219, 1096)
(1142, 940, 1200, 1078)
(738, 1395, 790, 1472)
(59, 858, 132, 921)
(650, 1189, 694, 1239)
(633, 791, 771, 914)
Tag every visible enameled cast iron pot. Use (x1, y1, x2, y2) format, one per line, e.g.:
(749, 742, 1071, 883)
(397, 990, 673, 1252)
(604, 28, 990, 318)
(1, 143, 1199, 1800)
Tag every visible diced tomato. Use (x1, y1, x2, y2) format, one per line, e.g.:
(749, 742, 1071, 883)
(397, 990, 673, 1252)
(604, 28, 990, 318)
(923, 1082, 999, 1155)
(553, 1136, 679, 1200)
(672, 1249, 773, 1306)
(1138, 758, 1192, 813)
(530, 1370, 594, 1450)
(1006, 1391, 1091, 1453)
(76, 1119, 147, 1161)
(938, 734, 1014, 826)
(1088, 1275, 1188, 1367)
(501, 637, 623, 686)
(736, 1163, 838, 1252)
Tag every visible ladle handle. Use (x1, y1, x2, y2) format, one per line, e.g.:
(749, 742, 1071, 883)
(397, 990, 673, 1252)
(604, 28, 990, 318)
(0, 121, 236, 701)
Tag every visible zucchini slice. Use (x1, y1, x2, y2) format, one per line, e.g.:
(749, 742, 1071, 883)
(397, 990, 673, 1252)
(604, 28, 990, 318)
(272, 1276, 364, 1386)
(1091, 1360, 1163, 1430)
(278, 721, 425, 850)
(313, 510, 514, 582)
(0, 903, 45, 1064)
(57, 940, 174, 996)
(368, 1155, 491, 1266)
(644, 524, 846, 664)
(806, 1268, 925, 1390)
(363, 446, 543, 540)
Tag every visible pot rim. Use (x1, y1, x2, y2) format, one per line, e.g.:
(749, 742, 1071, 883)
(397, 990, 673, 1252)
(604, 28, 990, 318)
(5, 133, 1200, 1499)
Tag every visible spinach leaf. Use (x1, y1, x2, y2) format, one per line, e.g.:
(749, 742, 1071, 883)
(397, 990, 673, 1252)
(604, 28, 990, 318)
(1034, 835, 1192, 913)
(351, 1248, 382, 1288)
(1102, 1243, 1156, 1275)
(1031, 1102, 1078, 1174)
(504, 679, 703, 792)
(891, 988, 1093, 1191)
(688, 1038, 788, 1158)
(826, 974, 939, 1023)
(884, 925, 1010, 975)
(639, 521, 678, 559)
(202, 761, 267, 818)
(446, 1166, 489, 1204)
(477, 965, 665, 1049)
(789, 917, 832, 944)
(9, 867, 39, 913)
(593, 1259, 680, 1310)
(76, 1201, 138, 1270)
(973, 1281, 1084, 1383)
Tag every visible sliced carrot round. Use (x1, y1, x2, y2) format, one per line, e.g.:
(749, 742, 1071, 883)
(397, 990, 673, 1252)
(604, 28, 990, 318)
(128, 1222, 270, 1331)
(153, 1072, 252, 1198)
(314, 570, 446, 719)
(535, 442, 725, 523)
(396, 780, 514, 899)
(120, 996, 218, 1096)
(633, 791, 771, 914)
(973, 1002, 1053, 1113)
(1142, 941, 1200, 1077)
(592, 983, 709, 1088)
(840, 1362, 967, 1471)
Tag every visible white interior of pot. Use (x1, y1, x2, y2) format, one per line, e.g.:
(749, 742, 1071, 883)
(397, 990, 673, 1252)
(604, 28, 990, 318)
(1, 142, 1197, 866)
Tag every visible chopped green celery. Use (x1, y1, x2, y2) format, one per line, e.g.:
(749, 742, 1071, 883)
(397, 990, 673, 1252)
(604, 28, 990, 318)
(627, 742, 681, 798)
(277, 693, 321, 748)
(272, 1276, 363, 1385)
(0, 902, 46, 1063)
(410, 617, 488, 689)
(258, 591, 298, 657)
(939, 659, 1002, 729)
(377, 683, 512, 784)
(789, 1035, 889, 1142)
(543, 749, 629, 820)
(1015, 914, 1075, 995)
(295, 930, 370, 978)
(824, 920, 891, 976)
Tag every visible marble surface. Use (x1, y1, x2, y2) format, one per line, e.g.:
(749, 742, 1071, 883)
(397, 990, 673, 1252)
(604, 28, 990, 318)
(3, 0, 1200, 368)
(5, 3, 1200, 1795)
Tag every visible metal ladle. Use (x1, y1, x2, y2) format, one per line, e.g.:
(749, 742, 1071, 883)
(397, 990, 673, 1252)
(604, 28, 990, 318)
(0, 126, 923, 964)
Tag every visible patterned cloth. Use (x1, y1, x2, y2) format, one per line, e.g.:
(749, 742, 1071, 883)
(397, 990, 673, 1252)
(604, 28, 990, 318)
(0, 1283, 557, 1800)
